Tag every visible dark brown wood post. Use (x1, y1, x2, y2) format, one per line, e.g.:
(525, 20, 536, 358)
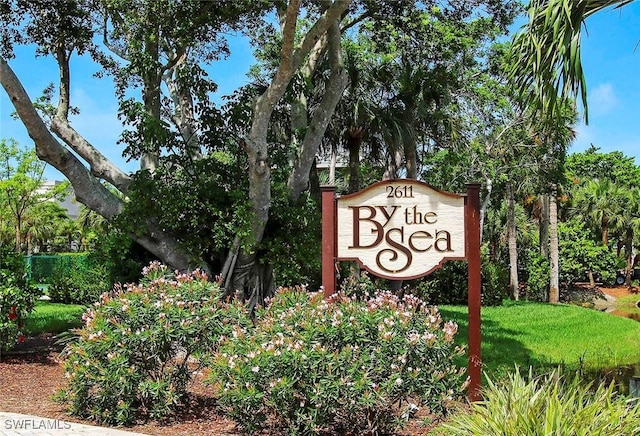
(321, 185, 337, 298)
(465, 183, 482, 402)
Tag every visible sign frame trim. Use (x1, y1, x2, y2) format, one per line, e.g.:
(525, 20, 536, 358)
(335, 179, 467, 280)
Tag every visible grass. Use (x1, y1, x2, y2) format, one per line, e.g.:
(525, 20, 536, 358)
(615, 293, 640, 314)
(441, 368, 640, 435)
(23, 301, 86, 335)
(440, 300, 640, 377)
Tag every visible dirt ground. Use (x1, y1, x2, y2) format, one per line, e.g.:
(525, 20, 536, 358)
(599, 286, 638, 299)
(0, 334, 240, 435)
(0, 334, 441, 435)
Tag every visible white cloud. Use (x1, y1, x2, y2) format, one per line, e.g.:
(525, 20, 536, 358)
(588, 83, 618, 115)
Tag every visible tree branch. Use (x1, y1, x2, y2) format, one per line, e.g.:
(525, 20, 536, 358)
(288, 19, 349, 200)
(1, 57, 124, 219)
(292, 0, 351, 70)
(50, 117, 132, 193)
(2, 57, 195, 271)
(54, 44, 71, 120)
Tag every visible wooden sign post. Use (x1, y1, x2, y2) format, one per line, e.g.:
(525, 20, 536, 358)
(321, 180, 482, 401)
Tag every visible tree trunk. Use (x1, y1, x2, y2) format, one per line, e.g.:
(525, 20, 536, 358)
(506, 181, 519, 300)
(480, 177, 492, 242)
(601, 216, 609, 246)
(397, 100, 418, 179)
(15, 217, 21, 253)
(229, 252, 275, 313)
(549, 185, 560, 304)
(141, 17, 161, 172)
(347, 127, 362, 193)
(625, 228, 633, 286)
(1, 57, 193, 271)
(287, 21, 349, 201)
(404, 135, 417, 179)
(228, 0, 351, 303)
(329, 148, 337, 185)
(540, 194, 550, 258)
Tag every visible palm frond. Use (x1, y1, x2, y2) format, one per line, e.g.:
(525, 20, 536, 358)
(510, 0, 634, 123)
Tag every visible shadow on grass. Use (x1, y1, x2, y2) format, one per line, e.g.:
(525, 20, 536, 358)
(440, 305, 538, 379)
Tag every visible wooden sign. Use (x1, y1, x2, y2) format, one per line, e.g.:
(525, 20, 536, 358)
(336, 180, 465, 279)
(321, 181, 482, 402)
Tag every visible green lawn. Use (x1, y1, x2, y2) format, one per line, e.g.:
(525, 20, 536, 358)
(23, 301, 86, 335)
(440, 300, 640, 376)
(615, 293, 640, 315)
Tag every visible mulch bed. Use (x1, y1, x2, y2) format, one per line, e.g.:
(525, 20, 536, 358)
(0, 334, 439, 435)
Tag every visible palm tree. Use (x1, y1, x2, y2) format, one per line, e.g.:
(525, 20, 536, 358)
(549, 183, 560, 303)
(23, 202, 71, 253)
(77, 205, 109, 251)
(510, 0, 634, 122)
(571, 179, 626, 246)
(612, 187, 640, 285)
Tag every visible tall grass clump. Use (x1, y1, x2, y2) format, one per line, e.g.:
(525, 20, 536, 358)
(444, 368, 640, 435)
(209, 288, 467, 435)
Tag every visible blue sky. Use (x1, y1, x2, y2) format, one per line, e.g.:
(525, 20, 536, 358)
(1, 3, 640, 181)
(575, 3, 640, 159)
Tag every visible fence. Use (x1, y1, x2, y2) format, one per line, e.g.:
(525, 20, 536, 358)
(24, 254, 88, 284)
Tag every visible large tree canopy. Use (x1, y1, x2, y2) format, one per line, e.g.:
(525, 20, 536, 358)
(1, 0, 520, 303)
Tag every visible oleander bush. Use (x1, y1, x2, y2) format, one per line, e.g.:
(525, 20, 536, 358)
(59, 262, 250, 425)
(208, 287, 467, 435)
(444, 368, 640, 435)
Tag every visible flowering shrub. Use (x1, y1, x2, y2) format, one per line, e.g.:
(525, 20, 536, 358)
(0, 247, 39, 358)
(60, 262, 251, 425)
(208, 287, 467, 435)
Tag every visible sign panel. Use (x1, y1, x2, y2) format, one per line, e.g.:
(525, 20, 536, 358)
(336, 180, 465, 280)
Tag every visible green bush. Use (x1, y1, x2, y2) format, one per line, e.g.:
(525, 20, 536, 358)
(48, 258, 111, 304)
(89, 230, 155, 286)
(0, 247, 40, 357)
(444, 368, 640, 435)
(523, 251, 550, 301)
(338, 270, 380, 299)
(209, 287, 467, 435)
(411, 255, 507, 307)
(60, 262, 250, 425)
(524, 218, 620, 302)
(558, 218, 618, 287)
(28, 255, 60, 283)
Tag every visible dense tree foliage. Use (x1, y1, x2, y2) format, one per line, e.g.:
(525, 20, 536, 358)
(2, 0, 639, 305)
(0, 139, 70, 253)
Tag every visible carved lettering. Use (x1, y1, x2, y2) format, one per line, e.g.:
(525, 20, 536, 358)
(375, 227, 412, 273)
(349, 205, 400, 248)
(408, 230, 433, 252)
(404, 206, 437, 225)
(434, 230, 453, 252)
(337, 181, 465, 278)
